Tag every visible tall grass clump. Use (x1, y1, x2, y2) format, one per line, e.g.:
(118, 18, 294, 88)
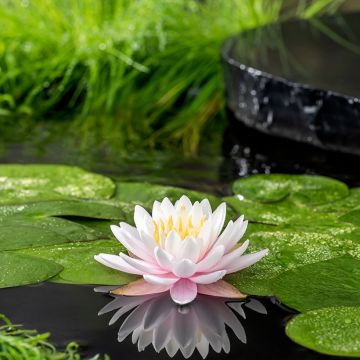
(0, 0, 343, 153)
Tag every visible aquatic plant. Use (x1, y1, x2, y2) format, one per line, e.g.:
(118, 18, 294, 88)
(0, 0, 343, 153)
(0, 314, 106, 359)
(95, 195, 268, 304)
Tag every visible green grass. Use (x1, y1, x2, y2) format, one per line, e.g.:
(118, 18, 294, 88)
(0, 314, 107, 359)
(0, 0, 343, 153)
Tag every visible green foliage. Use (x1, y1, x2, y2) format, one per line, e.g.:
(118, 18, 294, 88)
(286, 307, 360, 357)
(0, 253, 62, 288)
(272, 256, 360, 312)
(0, 0, 342, 153)
(0, 314, 107, 359)
(0, 164, 115, 204)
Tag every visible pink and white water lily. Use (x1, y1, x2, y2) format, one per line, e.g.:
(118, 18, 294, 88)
(95, 196, 268, 305)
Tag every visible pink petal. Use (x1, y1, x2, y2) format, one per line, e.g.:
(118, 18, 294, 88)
(111, 278, 170, 296)
(190, 270, 226, 284)
(173, 259, 196, 277)
(94, 254, 143, 275)
(144, 274, 179, 286)
(170, 279, 197, 305)
(197, 280, 247, 299)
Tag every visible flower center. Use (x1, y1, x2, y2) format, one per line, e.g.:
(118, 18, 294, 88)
(153, 213, 206, 244)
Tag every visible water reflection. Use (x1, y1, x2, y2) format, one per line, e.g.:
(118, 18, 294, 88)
(97, 290, 267, 358)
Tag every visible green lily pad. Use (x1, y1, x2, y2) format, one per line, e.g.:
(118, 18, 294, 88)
(286, 307, 360, 357)
(232, 174, 349, 205)
(0, 216, 107, 251)
(0, 200, 128, 221)
(114, 182, 222, 208)
(0, 164, 115, 204)
(18, 240, 137, 285)
(339, 209, 360, 226)
(227, 224, 359, 296)
(271, 256, 360, 312)
(315, 188, 360, 215)
(223, 195, 324, 225)
(0, 252, 63, 288)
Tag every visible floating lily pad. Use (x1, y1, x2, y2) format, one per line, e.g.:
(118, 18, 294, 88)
(0, 200, 128, 221)
(224, 195, 325, 225)
(0, 252, 63, 288)
(271, 256, 360, 312)
(286, 307, 360, 357)
(339, 209, 360, 226)
(0, 164, 115, 204)
(227, 225, 359, 296)
(18, 240, 137, 285)
(232, 174, 349, 205)
(0, 213, 111, 251)
(315, 188, 360, 215)
(114, 182, 222, 208)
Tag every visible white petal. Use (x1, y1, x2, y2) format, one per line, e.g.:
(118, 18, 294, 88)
(211, 240, 250, 271)
(111, 225, 153, 262)
(160, 197, 175, 216)
(95, 254, 143, 275)
(178, 236, 201, 262)
(154, 247, 173, 271)
(190, 270, 226, 284)
(164, 230, 183, 258)
(209, 203, 226, 244)
(190, 201, 202, 227)
(196, 245, 225, 272)
(144, 274, 179, 285)
(173, 259, 196, 277)
(152, 201, 163, 221)
(200, 199, 212, 217)
(176, 195, 192, 213)
(225, 219, 248, 253)
(134, 205, 153, 234)
(227, 249, 269, 274)
(120, 253, 167, 275)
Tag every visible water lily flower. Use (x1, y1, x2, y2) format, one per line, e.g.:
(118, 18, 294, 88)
(95, 196, 268, 305)
(97, 290, 267, 359)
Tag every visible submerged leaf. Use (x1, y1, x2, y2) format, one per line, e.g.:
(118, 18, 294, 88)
(286, 307, 360, 357)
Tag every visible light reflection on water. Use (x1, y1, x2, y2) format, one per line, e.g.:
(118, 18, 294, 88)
(95, 289, 266, 359)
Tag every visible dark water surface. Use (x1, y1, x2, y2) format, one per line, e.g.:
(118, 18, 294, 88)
(0, 117, 358, 359)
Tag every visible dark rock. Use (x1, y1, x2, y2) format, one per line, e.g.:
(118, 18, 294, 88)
(222, 13, 360, 155)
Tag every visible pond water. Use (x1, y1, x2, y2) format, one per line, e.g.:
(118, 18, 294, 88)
(0, 116, 357, 359)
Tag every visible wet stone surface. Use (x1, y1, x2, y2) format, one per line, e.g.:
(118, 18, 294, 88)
(222, 12, 360, 155)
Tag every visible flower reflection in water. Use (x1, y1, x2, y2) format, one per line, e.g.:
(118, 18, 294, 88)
(96, 288, 267, 358)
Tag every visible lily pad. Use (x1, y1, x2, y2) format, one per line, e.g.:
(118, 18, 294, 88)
(0, 200, 129, 221)
(271, 256, 360, 312)
(286, 307, 360, 357)
(226, 224, 359, 296)
(339, 209, 360, 226)
(0, 214, 110, 251)
(18, 240, 137, 285)
(0, 252, 63, 288)
(113, 182, 222, 208)
(232, 174, 349, 205)
(0, 164, 115, 204)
